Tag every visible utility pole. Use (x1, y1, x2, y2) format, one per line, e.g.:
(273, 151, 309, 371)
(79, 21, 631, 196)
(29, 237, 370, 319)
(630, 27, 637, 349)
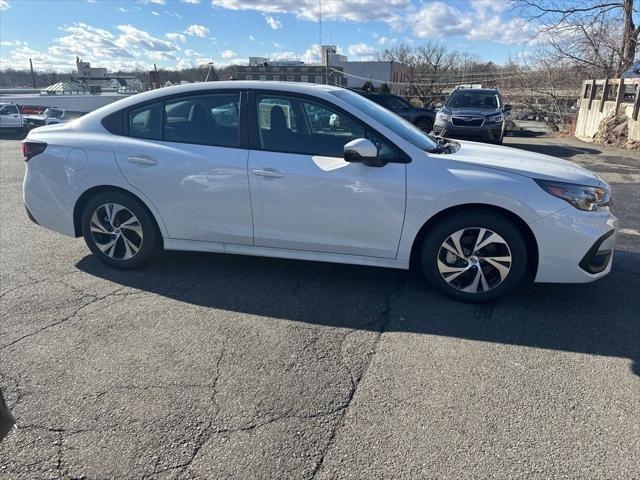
(29, 58, 36, 89)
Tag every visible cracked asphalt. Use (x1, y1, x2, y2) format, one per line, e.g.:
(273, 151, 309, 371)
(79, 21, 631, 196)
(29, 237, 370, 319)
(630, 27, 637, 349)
(1, 133, 639, 479)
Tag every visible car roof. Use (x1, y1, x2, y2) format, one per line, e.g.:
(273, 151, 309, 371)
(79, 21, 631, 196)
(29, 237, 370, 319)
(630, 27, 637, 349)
(75, 81, 344, 127)
(451, 88, 500, 94)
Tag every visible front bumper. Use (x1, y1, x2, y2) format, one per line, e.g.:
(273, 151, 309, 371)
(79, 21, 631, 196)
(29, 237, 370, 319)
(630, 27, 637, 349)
(530, 207, 618, 283)
(433, 121, 503, 142)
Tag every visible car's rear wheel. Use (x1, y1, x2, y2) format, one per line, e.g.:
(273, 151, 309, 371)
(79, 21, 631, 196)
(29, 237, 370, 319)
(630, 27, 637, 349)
(415, 118, 433, 133)
(420, 211, 528, 302)
(81, 191, 160, 269)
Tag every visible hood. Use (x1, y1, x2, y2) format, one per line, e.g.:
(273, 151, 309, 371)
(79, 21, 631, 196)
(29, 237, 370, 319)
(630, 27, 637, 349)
(447, 108, 500, 117)
(443, 140, 602, 186)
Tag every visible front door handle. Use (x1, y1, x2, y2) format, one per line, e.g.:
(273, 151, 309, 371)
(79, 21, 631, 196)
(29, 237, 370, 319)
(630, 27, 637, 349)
(127, 155, 157, 166)
(251, 168, 285, 178)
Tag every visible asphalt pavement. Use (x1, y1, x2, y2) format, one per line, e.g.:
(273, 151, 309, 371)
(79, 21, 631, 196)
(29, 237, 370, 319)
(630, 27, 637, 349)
(1, 133, 639, 479)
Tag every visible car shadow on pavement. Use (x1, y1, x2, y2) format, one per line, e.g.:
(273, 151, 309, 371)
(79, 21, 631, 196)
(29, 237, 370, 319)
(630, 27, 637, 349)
(76, 249, 640, 377)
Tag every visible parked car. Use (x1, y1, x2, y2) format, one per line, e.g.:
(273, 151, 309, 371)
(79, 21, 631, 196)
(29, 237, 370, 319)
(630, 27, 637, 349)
(433, 87, 511, 144)
(22, 81, 617, 302)
(356, 91, 436, 133)
(0, 103, 24, 132)
(23, 108, 68, 130)
(621, 60, 640, 79)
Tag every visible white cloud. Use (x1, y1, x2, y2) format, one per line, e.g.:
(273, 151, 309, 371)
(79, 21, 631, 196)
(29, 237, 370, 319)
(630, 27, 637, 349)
(301, 43, 321, 63)
(151, 10, 160, 15)
(272, 41, 282, 49)
(249, 35, 255, 41)
(0, 0, 10, 10)
(0, 40, 13, 46)
(185, 24, 210, 38)
(116, 24, 179, 52)
(377, 36, 397, 46)
(141, 0, 166, 4)
(211, 0, 535, 45)
(221, 49, 237, 58)
(181, 0, 200, 3)
(264, 15, 282, 30)
(410, 1, 537, 45)
(166, 32, 187, 43)
(212, 0, 409, 28)
(347, 42, 377, 59)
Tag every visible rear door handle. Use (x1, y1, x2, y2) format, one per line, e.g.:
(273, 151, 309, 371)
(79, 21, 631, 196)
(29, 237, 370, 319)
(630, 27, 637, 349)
(251, 168, 285, 178)
(127, 155, 157, 166)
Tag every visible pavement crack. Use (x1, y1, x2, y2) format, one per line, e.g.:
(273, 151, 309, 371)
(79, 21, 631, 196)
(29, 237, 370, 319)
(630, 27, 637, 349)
(0, 286, 129, 352)
(309, 276, 407, 479)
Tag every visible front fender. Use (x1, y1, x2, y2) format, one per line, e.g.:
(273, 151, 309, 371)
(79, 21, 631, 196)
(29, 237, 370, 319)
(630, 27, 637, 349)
(396, 160, 567, 262)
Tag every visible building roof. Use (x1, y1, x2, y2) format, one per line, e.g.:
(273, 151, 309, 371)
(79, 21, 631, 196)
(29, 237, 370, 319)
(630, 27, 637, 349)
(40, 81, 87, 95)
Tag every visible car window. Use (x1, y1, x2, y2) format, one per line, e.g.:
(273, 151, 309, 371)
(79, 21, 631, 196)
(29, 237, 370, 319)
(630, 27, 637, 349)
(2, 105, 19, 115)
(258, 98, 298, 132)
(383, 97, 410, 110)
(446, 91, 500, 110)
(129, 102, 162, 140)
(256, 95, 366, 157)
(164, 93, 240, 147)
(331, 89, 437, 152)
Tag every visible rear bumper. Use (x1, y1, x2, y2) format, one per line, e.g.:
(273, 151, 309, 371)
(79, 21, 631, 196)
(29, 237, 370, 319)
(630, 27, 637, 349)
(531, 208, 618, 283)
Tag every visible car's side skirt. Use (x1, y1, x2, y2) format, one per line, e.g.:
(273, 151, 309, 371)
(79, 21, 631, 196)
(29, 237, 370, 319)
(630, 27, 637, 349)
(164, 239, 409, 270)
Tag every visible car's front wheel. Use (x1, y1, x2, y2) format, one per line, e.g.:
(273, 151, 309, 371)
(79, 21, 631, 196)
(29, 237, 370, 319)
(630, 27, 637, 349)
(81, 191, 160, 269)
(421, 211, 528, 302)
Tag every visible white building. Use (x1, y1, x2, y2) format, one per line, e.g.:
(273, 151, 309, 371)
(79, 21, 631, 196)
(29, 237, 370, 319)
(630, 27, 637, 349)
(323, 45, 409, 95)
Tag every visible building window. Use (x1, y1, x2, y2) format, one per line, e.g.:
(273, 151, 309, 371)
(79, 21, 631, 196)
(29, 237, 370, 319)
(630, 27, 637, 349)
(301, 75, 308, 82)
(260, 75, 267, 81)
(315, 75, 323, 83)
(273, 75, 280, 81)
(287, 75, 294, 82)
(246, 75, 253, 80)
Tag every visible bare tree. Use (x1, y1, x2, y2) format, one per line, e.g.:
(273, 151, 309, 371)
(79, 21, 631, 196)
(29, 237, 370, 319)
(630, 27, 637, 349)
(514, 0, 639, 77)
(379, 42, 462, 106)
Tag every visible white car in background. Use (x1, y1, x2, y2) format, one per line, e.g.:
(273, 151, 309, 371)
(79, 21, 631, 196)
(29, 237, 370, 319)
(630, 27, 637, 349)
(23, 108, 68, 130)
(0, 103, 24, 131)
(22, 81, 617, 302)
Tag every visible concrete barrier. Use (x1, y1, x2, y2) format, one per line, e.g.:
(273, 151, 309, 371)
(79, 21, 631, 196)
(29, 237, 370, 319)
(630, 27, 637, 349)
(575, 78, 640, 143)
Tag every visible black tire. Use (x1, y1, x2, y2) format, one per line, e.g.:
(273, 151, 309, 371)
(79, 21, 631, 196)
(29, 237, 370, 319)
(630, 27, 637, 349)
(420, 210, 528, 302)
(415, 117, 433, 133)
(81, 190, 160, 269)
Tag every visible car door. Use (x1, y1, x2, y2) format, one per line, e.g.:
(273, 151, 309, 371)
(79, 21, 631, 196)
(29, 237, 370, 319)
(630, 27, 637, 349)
(247, 92, 406, 259)
(114, 91, 253, 245)
(0, 105, 21, 128)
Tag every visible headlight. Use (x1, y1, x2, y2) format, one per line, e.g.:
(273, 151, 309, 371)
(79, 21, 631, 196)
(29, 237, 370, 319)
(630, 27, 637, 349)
(535, 179, 612, 211)
(436, 111, 451, 122)
(487, 113, 504, 123)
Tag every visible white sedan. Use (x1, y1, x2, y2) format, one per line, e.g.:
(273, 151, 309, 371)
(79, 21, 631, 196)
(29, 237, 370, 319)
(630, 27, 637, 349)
(22, 81, 617, 302)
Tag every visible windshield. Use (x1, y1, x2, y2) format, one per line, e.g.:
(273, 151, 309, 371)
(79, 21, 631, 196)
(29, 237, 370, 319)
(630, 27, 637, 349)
(446, 90, 500, 110)
(332, 90, 437, 151)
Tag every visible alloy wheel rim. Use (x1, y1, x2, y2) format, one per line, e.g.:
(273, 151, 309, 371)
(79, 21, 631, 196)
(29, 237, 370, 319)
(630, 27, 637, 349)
(437, 227, 512, 294)
(90, 203, 143, 260)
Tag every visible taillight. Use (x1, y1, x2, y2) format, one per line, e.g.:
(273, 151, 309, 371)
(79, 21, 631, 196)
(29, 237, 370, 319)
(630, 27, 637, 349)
(22, 141, 47, 161)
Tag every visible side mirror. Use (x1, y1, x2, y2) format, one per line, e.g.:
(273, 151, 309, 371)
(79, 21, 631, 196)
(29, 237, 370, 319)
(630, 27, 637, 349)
(344, 138, 378, 163)
(504, 104, 512, 112)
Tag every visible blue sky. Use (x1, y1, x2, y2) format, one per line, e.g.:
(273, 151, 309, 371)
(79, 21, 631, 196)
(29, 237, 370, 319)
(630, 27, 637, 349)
(0, 0, 536, 72)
